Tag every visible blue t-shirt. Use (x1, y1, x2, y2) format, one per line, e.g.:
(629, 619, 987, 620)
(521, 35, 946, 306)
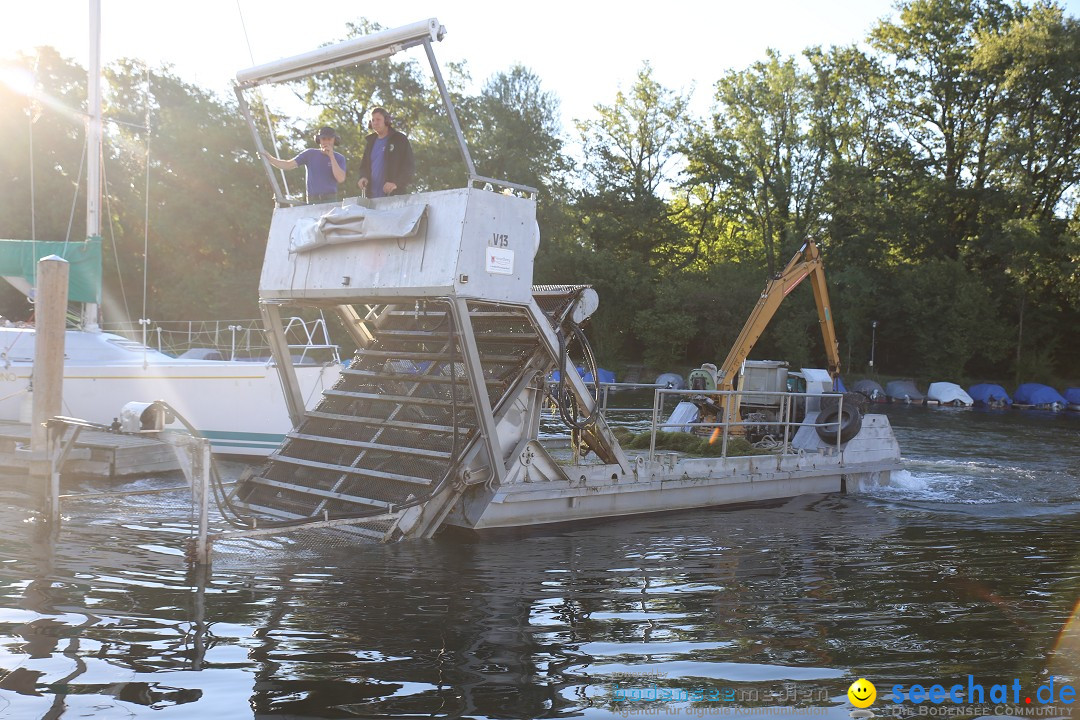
(369, 136, 389, 198)
(295, 148, 346, 197)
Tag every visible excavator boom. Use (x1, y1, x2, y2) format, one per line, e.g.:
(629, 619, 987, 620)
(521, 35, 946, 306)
(715, 238, 841, 393)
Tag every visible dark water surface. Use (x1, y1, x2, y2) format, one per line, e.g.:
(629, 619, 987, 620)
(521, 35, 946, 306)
(1, 407, 1079, 718)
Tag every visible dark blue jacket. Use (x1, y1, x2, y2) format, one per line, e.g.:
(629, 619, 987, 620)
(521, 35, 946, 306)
(359, 128, 415, 195)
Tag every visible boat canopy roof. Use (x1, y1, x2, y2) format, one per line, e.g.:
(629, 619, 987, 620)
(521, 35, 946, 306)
(235, 19, 444, 88)
(0, 238, 102, 304)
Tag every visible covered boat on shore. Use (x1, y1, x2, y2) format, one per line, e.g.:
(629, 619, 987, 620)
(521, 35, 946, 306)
(885, 380, 925, 404)
(853, 379, 886, 403)
(927, 382, 973, 407)
(1013, 383, 1066, 411)
(968, 383, 1012, 408)
(1065, 388, 1080, 411)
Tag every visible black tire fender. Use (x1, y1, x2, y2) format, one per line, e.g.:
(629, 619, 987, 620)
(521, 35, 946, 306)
(816, 398, 863, 444)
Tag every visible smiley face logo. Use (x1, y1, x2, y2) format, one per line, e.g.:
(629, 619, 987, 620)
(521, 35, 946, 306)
(848, 678, 876, 708)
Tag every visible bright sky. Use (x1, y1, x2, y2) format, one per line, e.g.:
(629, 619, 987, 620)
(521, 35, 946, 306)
(5, 0, 1080, 133)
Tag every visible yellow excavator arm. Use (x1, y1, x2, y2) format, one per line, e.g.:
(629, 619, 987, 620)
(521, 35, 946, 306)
(715, 238, 841, 393)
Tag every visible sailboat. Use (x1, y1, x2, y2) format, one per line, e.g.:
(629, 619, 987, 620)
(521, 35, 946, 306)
(0, 0, 340, 457)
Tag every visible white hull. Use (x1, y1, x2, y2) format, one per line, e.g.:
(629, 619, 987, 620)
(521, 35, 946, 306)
(0, 328, 340, 456)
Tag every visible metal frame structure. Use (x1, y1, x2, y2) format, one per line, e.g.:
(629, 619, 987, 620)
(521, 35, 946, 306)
(234, 18, 537, 206)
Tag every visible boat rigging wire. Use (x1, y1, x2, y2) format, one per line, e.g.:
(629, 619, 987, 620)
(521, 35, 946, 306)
(101, 150, 132, 322)
(141, 65, 151, 364)
(64, 134, 88, 246)
(28, 56, 38, 245)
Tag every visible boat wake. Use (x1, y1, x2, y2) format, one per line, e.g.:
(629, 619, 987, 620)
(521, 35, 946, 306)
(855, 467, 1018, 504)
(852, 459, 1080, 517)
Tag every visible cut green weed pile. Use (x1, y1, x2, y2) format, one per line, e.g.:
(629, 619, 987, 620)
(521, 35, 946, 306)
(611, 428, 772, 457)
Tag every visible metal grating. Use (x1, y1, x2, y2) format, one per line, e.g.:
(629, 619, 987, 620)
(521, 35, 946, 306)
(232, 299, 544, 540)
(531, 284, 592, 325)
(465, 300, 539, 409)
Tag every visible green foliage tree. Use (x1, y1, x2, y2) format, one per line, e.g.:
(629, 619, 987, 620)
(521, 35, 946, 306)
(102, 61, 269, 323)
(578, 63, 687, 203)
(672, 119, 759, 272)
(469, 65, 569, 192)
(466, 64, 576, 275)
(814, 0, 1079, 381)
(975, 4, 1080, 222)
(5, 4, 1079, 384)
(704, 51, 830, 274)
(870, 0, 1020, 259)
(0, 47, 89, 246)
(572, 64, 689, 362)
(0, 48, 91, 319)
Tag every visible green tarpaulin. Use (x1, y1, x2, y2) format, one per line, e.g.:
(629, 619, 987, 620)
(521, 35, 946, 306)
(0, 237, 102, 303)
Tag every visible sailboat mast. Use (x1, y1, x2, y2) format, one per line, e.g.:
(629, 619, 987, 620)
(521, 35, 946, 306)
(83, 0, 101, 330)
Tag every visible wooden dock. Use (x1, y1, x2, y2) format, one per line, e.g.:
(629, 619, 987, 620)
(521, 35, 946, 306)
(0, 421, 180, 477)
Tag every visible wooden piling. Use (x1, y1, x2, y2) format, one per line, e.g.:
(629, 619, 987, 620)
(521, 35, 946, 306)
(30, 256, 69, 485)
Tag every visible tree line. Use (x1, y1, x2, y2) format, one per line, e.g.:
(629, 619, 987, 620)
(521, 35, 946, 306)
(1, 0, 1077, 385)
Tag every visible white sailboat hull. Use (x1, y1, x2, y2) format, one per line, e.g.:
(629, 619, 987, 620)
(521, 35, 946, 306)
(0, 328, 339, 456)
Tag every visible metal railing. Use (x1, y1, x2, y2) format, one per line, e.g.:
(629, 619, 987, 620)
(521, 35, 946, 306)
(280, 315, 341, 365)
(102, 314, 341, 364)
(545, 380, 668, 416)
(649, 387, 848, 461)
(547, 381, 848, 462)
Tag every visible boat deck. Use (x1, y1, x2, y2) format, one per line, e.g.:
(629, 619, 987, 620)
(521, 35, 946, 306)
(444, 413, 902, 531)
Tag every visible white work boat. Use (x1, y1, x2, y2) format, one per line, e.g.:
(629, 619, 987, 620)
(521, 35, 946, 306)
(0, 1, 340, 457)
(223, 19, 905, 541)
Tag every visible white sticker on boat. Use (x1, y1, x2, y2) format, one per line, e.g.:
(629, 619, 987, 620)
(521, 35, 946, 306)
(486, 247, 514, 275)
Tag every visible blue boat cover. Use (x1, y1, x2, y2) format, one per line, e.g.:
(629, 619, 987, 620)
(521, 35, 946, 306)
(1013, 383, 1067, 406)
(968, 383, 1012, 406)
(584, 368, 616, 384)
(1065, 387, 1080, 405)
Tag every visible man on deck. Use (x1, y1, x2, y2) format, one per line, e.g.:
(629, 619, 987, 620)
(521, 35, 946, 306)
(357, 108, 414, 197)
(262, 126, 347, 204)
